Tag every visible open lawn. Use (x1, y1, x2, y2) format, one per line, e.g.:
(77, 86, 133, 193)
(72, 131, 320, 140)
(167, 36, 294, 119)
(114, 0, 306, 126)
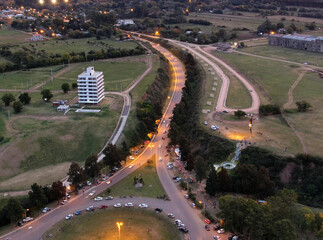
(212, 51, 301, 106)
(44, 58, 147, 91)
(0, 25, 31, 45)
(0, 65, 63, 90)
(0, 91, 122, 191)
(42, 208, 182, 240)
(106, 155, 166, 198)
(16, 38, 139, 55)
(239, 45, 323, 67)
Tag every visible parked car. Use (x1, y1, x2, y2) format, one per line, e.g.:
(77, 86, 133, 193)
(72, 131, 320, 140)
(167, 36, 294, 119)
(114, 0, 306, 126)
(65, 214, 73, 220)
(128, 156, 135, 160)
(155, 208, 162, 213)
(179, 227, 189, 233)
(125, 203, 133, 207)
(128, 164, 134, 169)
(204, 219, 211, 224)
(23, 217, 33, 223)
(105, 196, 113, 200)
(184, 194, 189, 199)
(94, 197, 103, 201)
(99, 205, 108, 209)
(61, 200, 68, 205)
(205, 225, 211, 231)
(213, 236, 220, 240)
(174, 219, 182, 226)
(204, 121, 208, 125)
(75, 210, 82, 215)
(168, 213, 175, 218)
(213, 225, 221, 231)
(217, 229, 225, 234)
(139, 203, 148, 208)
(86, 181, 92, 186)
(86, 206, 94, 211)
(114, 203, 122, 208)
(66, 193, 71, 199)
(17, 221, 23, 227)
(42, 207, 51, 213)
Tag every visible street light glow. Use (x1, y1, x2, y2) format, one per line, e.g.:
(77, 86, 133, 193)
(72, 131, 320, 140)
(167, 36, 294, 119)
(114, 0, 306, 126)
(51, 0, 57, 4)
(39, 0, 44, 4)
(116, 222, 123, 240)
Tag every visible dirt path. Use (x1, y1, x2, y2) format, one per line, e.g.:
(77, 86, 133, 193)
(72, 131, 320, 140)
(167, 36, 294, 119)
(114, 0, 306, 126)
(283, 71, 306, 109)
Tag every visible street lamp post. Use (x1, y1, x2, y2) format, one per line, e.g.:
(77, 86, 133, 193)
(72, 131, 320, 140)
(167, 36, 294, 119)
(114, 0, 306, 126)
(116, 222, 123, 240)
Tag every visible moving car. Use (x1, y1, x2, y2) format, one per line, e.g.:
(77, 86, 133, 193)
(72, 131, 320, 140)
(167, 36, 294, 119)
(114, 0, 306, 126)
(128, 164, 134, 169)
(65, 214, 73, 220)
(139, 203, 148, 208)
(94, 197, 103, 201)
(89, 190, 96, 196)
(125, 202, 133, 207)
(114, 203, 122, 208)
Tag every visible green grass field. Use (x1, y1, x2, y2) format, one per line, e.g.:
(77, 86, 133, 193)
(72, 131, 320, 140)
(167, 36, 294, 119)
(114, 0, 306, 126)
(212, 51, 300, 106)
(239, 45, 323, 67)
(42, 208, 182, 240)
(0, 25, 30, 45)
(0, 65, 63, 90)
(44, 59, 147, 91)
(105, 155, 166, 198)
(16, 38, 139, 55)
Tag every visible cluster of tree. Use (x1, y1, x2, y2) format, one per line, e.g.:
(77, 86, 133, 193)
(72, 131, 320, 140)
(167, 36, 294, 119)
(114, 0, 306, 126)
(239, 147, 323, 208)
(129, 57, 171, 147)
(67, 144, 124, 189)
(1, 92, 31, 113)
(259, 104, 281, 116)
(141, 37, 233, 181)
(0, 181, 66, 227)
(258, 20, 303, 34)
(163, 16, 187, 25)
(0, 45, 145, 74)
(218, 189, 323, 239)
(206, 164, 275, 199)
(296, 100, 311, 112)
(188, 19, 212, 26)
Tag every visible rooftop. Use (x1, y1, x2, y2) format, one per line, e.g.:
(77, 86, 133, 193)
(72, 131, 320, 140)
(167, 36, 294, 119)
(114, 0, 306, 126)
(271, 33, 323, 42)
(78, 66, 102, 78)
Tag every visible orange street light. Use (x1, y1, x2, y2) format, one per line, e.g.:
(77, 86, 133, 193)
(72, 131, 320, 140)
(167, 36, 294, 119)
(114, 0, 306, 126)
(39, 0, 44, 4)
(116, 222, 123, 240)
(51, 0, 57, 4)
(130, 8, 134, 12)
(155, 31, 159, 36)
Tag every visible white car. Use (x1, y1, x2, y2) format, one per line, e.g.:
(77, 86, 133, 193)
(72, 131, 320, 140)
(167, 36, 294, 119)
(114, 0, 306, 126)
(86, 206, 94, 211)
(128, 156, 135, 160)
(66, 193, 71, 199)
(174, 219, 182, 226)
(204, 121, 208, 125)
(23, 217, 34, 223)
(94, 197, 103, 201)
(65, 214, 73, 220)
(61, 200, 68, 205)
(105, 196, 113, 200)
(42, 207, 50, 213)
(86, 181, 92, 186)
(159, 157, 162, 161)
(114, 203, 122, 208)
(168, 213, 175, 218)
(125, 202, 133, 207)
(139, 203, 148, 208)
(89, 190, 96, 196)
(128, 164, 134, 169)
(218, 229, 225, 234)
(214, 236, 221, 240)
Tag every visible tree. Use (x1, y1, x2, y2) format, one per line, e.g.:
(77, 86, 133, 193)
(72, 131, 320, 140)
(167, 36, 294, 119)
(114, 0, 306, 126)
(61, 83, 70, 93)
(72, 82, 78, 90)
(234, 110, 246, 119)
(84, 155, 101, 179)
(205, 168, 217, 196)
(40, 89, 53, 102)
(296, 100, 311, 112)
(1, 93, 15, 106)
(236, 163, 258, 195)
(273, 219, 298, 240)
(102, 144, 122, 169)
(185, 153, 195, 171)
(13, 101, 23, 113)
(194, 156, 208, 182)
(67, 162, 85, 187)
(50, 181, 66, 204)
(217, 167, 232, 192)
(6, 198, 24, 224)
(28, 183, 47, 209)
(18, 92, 31, 105)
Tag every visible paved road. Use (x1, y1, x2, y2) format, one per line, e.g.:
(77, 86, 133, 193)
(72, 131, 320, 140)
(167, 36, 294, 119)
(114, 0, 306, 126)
(1, 38, 215, 240)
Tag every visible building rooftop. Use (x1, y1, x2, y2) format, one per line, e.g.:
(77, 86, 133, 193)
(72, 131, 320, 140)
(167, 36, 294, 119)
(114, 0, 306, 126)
(271, 33, 323, 42)
(78, 66, 102, 78)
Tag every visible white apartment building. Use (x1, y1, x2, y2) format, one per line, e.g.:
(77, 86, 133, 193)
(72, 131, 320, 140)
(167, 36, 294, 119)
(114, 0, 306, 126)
(77, 66, 105, 104)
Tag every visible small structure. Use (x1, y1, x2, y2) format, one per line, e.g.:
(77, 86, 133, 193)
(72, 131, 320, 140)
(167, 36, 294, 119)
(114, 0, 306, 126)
(30, 34, 44, 42)
(57, 105, 70, 112)
(116, 19, 134, 26)
(77, 66, 105, 104)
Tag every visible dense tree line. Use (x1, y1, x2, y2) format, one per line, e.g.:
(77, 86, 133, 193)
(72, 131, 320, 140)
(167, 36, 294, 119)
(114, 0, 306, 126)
(188, 19, 212, 26)
(0, 45, 145, 73)
(218, 189, 323, 239)
(141, 36, 234, 181)
(259, 104, 281, 115)
(129, 56, 171, 147)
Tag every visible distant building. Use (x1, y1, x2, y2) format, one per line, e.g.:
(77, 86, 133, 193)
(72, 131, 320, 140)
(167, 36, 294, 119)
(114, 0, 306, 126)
(30, 34, 44, 41)
(77, 66, 105, 104)
(116, 19, 134, 26)
(57, 105, 70, 112)
(269, 33, 323, 53)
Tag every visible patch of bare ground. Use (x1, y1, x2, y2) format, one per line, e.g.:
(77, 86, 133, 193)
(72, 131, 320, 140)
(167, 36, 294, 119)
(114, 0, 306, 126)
(59, 134, 75, 141)
(279, 162, 296, 184)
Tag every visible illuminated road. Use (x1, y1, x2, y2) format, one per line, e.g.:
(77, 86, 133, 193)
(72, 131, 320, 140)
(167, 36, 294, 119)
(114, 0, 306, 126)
(1, 39, 214, 240)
